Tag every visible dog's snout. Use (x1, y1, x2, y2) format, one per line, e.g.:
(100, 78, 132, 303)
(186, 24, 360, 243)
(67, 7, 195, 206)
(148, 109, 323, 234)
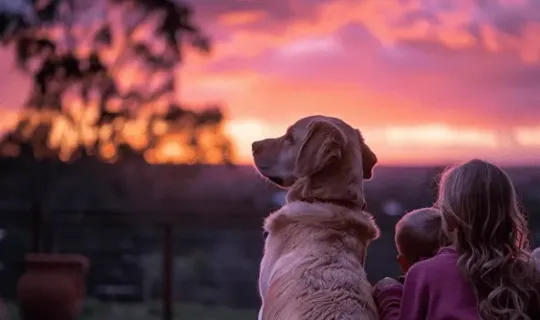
(252, 141, 264, 155)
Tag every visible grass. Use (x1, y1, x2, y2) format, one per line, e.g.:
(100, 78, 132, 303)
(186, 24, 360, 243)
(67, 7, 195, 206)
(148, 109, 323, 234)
(5, 298, 258, 320)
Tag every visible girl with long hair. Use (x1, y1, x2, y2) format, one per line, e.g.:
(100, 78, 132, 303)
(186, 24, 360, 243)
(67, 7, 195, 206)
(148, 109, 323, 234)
(373, 159, 540, 320)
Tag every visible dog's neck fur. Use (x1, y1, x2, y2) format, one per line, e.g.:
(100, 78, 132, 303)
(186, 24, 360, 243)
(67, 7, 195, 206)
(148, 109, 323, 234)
(286, 158, 366, 209)
(265, 201, 379, 258)
(260, 201, 380, 320)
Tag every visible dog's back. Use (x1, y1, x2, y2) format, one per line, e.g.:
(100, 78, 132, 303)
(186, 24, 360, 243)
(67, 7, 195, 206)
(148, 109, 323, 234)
(262, 253, 377, 320)
(259, 202, 379, 320)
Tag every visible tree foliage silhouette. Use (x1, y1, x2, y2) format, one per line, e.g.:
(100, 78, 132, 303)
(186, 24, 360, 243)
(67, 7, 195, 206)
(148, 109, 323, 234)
(0, 0, 234, 164)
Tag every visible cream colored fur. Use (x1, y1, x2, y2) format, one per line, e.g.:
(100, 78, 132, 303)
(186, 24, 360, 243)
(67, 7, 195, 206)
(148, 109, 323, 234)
(258, 201, 379, 320)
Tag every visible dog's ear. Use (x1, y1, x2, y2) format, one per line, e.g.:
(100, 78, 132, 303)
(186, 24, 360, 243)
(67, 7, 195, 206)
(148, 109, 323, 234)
(356, 129, 377, 180)
(294, 119, 346, 177)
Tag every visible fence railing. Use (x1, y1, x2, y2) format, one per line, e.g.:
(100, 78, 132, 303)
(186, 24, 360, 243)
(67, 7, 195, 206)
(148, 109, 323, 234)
(2, 196, 540, 320)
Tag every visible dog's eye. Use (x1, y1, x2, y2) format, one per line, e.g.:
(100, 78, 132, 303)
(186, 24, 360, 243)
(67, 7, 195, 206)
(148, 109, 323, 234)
(262, 231, 269, 239)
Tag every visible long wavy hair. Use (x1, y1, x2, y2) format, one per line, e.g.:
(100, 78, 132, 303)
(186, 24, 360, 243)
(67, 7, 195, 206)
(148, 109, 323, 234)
(438, 159, 540, 319)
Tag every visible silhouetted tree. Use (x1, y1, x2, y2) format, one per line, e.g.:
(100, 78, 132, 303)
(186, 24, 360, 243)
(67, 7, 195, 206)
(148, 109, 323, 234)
(0, 0, 234, 164)
(0, 0, 234, 255)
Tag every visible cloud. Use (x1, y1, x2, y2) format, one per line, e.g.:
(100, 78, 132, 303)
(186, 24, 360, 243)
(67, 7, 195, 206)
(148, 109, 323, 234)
(180, 0, 540, 129)
(191, 0, 540, 59)
(192, 0, 329, 25)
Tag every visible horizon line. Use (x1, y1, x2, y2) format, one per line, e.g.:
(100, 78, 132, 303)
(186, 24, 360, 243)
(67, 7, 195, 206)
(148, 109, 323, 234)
(0, 157, 537, 169)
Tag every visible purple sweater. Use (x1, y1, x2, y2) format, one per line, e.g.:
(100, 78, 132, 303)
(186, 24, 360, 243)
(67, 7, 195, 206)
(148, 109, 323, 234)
(374, 247, 540, 320)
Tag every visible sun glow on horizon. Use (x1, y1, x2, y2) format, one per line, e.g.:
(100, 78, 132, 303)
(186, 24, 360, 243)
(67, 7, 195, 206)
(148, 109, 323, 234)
(1, 107, 539, 165)
(515, 127, 540, 147)
(223, 118, 287, 163)
(224, 118, 540, 165)
(384, 124, 499, 148)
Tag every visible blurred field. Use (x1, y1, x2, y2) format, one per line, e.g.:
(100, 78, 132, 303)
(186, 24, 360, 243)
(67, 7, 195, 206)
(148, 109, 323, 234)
(1, 164, 539, 318)
(5, 299, 257, 320)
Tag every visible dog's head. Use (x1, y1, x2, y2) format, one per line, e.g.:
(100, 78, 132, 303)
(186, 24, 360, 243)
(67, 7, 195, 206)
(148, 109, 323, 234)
(252, 115, 377, 206)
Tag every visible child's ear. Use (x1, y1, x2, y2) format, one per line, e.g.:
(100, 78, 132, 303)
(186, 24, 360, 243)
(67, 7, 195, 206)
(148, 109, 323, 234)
(397, 254, 410, 273)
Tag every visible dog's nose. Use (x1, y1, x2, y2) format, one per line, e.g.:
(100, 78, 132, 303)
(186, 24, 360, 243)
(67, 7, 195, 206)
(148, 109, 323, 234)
(252, 141, 264, 155)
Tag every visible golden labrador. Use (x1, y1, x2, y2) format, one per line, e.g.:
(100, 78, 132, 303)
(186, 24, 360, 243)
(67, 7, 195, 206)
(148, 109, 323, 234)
(252, 115, 380, 320)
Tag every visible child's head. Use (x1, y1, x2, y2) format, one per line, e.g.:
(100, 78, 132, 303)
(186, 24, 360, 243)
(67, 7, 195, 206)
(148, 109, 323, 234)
(437, 159, 538, 318)
(395, 208, 446, 273)
(533, 248, 540, 260)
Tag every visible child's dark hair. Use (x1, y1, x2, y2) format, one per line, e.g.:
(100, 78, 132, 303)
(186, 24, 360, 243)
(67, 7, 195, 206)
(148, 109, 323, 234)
(395, 208, 449, 263)
(438, 159, 540, 319)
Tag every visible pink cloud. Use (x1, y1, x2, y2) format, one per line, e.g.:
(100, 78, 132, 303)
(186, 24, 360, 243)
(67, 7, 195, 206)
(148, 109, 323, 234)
(181, 0, 540, 128)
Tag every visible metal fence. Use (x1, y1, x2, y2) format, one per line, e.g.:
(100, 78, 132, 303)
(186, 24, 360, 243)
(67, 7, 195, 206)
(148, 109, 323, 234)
(0, 208, 269, 320)
(1, 191, 540, 320)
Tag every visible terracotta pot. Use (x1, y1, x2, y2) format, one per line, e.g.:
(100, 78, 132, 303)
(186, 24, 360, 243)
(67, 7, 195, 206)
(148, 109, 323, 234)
(0, 297, 7, 320)
(16, 254, 89, 320)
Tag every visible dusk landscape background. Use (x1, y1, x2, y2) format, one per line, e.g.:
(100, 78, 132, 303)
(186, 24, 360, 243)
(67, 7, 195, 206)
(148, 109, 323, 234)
(2, 0, 540, 165)
(0, 0, 539, 319)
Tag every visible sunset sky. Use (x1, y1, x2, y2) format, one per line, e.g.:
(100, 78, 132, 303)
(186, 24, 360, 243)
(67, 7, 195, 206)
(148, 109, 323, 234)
(1, 0, 540, 165)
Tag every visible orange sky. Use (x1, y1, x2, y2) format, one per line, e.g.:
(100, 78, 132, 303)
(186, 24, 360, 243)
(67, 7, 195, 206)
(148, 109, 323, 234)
(1, 0, 540, 165)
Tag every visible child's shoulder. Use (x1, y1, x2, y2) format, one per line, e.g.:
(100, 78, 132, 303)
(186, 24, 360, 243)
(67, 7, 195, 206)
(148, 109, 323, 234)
(409, 246, 459, 276)
(405, 246, 466, 295)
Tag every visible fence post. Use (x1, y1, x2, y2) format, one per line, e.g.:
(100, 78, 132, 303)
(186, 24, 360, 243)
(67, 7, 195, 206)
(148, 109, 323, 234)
(31, 202, 44, 253)
(163, 223, 173, 320)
